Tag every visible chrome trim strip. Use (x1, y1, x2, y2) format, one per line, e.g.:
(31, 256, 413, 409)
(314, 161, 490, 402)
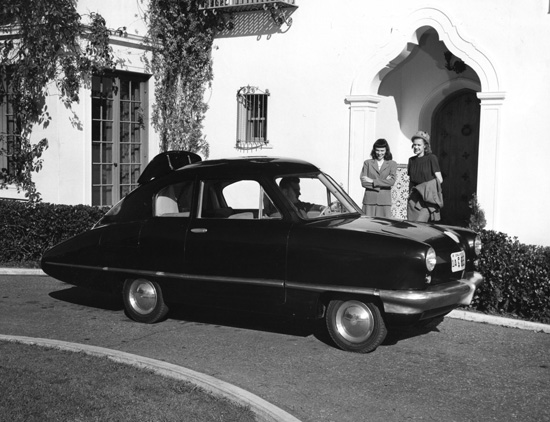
(46, 262, 284, 288)
(285, 281, 379, 296)
(457, 271, 484, 305)
(47, 263, 483, 316)
(378, 271, 484, 315)
(288, 273, 484, 316)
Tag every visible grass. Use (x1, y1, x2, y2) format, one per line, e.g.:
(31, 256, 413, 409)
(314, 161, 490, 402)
(0, 341, 256, 422)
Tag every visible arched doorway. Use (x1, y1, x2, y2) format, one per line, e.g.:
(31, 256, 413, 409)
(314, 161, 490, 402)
(431, 89, 480, 226)
(346, 8, 503, 227)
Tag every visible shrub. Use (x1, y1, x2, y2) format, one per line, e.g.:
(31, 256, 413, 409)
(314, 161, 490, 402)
(0, 200, 107, 265)
(470, 229, 550, 324)
(468, 194, 486, 232)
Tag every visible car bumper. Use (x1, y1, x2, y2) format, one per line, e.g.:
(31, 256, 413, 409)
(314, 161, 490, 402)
(378, 271, 484, 316)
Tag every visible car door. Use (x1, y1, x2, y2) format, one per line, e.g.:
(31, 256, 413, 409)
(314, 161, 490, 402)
(139, 178, 195, 275)
(184, 177, 289, 309)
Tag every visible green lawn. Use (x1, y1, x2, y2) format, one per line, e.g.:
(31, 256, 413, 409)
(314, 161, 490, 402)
(0, 341, 256, 422)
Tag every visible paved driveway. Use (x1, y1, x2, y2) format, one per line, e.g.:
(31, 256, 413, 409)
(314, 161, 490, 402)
(1, 275, 549, 422)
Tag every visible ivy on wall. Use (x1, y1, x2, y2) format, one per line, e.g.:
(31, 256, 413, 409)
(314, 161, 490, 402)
(1, 0, 221, 201)
(0, 0, 117, 201)
(144, 0, 222, 158)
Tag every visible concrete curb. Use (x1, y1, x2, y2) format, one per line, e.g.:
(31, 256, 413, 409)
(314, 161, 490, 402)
(0, 268, 46, 276)
(447, 309, 550, 334)
(0, 335, 301, 422)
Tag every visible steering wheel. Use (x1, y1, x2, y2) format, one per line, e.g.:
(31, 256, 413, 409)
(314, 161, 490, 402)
(319, 205, 331, 216)
(319, 201, 341, 216)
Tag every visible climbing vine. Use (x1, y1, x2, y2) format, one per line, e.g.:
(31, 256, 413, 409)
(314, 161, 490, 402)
(0, 0, 117, 201)
(145, 0, 222, 158)
(1, 0, 221, 200)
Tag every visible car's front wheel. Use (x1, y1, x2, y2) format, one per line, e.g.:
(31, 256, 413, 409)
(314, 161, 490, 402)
(326, 299, 387, 353)
(123, 278, 169, 323)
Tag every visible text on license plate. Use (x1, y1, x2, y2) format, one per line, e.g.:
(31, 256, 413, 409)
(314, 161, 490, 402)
(451, 251, 466, 272)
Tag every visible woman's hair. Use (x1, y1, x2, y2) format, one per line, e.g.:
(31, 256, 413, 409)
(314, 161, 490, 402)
(370, 138, 393, 160)
(424, 139, 433, 155)
(411, 131, 432, 154)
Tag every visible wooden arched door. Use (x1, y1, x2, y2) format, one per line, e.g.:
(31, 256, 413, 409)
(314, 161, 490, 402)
(431, 89, 480, 227)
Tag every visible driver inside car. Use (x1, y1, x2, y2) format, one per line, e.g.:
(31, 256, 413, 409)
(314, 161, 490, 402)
(279, 177, 325, 218)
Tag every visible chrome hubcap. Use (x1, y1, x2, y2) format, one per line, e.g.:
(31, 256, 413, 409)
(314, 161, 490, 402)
(129, 279, 157, 315)
(335, 300, 375, 343)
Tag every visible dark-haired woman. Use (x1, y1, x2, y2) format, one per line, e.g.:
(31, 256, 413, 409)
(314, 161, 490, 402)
(360, 138, 398, 218)
(407, 131, 444, 222)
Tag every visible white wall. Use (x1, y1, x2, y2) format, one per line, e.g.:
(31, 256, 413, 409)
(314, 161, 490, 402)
(202, 0, 550, 246)
(77, 0, 149, 39)
(11, 0, 549, 246)
(36, 88, 88, 204)
(27, 1, 156, 205)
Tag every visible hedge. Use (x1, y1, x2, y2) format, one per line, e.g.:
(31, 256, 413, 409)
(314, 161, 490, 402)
(468, 229, 550, 324)
(0, 200, 107, 266)
(0, 200, 549, 324)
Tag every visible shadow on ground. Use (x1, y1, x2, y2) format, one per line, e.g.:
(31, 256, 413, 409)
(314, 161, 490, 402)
(383, 316, 445, 346)
(49, 285, 442, 352)
(49, 286, 123, 311)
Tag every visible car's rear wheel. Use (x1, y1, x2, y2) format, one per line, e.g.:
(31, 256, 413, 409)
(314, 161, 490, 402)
(326, 299, 387, 353)
(123, 278, 168, 323)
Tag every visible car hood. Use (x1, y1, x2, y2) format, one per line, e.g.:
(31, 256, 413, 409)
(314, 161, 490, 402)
(311, 215, 460, 247)
(295, 215, 471, 288)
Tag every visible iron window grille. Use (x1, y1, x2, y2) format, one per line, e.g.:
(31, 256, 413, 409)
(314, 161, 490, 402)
(236, 86, 270, 151)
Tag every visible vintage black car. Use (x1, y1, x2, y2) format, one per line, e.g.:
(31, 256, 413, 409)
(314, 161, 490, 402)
(41, 151, 483, 353)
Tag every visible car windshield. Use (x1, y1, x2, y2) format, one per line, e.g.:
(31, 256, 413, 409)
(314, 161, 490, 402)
(276, 172, 361, 219)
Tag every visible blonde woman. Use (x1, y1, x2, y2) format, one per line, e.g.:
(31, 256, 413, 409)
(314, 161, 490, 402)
(407, 131, 444, 222)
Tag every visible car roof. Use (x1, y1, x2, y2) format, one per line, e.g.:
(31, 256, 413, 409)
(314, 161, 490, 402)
(138, 151, 202, 185)
(176, 156, 321, 178)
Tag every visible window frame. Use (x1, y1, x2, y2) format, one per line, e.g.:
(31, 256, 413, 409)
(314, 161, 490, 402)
(154, 180, 195, 218)
(236, 86, 270, 151)
(0, 72, 21, 178)
(91, 71, 149, 207)
(197, 178, 281, 220)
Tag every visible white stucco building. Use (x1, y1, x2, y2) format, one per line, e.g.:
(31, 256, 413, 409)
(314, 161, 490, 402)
(2, 0, 550, 247)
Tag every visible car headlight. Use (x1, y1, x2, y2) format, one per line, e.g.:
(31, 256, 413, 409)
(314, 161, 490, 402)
(425, 247, 437, 272)
(474, 235, 482, 256)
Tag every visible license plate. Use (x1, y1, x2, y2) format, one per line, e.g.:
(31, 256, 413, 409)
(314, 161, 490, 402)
(451, 251, 466, 272)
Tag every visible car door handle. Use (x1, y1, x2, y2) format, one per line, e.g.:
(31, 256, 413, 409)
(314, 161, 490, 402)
(191, 228, 208, 233)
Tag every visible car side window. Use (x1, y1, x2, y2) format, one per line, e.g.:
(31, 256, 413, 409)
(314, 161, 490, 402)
(198, 179, 280, 220)
(276, 175, 349, 219)
(154, 181, 194, 217)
